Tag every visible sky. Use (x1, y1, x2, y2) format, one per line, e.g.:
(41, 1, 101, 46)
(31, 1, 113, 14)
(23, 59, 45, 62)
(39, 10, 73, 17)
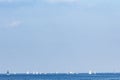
(0, 0, 120, 73)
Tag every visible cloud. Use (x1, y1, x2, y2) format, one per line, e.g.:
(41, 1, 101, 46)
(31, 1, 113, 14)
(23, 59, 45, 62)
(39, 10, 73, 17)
(0, 20, 22, 28)
(9, 21, 22, 28)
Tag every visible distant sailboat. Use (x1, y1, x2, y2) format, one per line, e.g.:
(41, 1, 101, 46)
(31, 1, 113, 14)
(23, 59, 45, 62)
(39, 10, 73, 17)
(6, 70, 10, 75)
(89, 70, 92, 75)
(89, 70, 96, 75)
(26, 71, 30, 74)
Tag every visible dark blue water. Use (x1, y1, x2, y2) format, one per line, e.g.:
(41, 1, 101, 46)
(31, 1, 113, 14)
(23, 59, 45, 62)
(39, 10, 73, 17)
(0, 73, 120, 80)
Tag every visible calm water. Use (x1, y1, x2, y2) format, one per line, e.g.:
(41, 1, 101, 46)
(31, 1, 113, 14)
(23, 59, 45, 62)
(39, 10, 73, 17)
(0, 73, 120, 80)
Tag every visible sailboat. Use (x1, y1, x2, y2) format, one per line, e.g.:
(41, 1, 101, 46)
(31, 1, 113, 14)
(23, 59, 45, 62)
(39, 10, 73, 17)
(6, 70, 10, 75)
(89, 70, 96, 75)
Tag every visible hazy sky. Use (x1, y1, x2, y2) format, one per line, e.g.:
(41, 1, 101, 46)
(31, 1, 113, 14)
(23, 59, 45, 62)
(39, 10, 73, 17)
(0, 0, 120, 73)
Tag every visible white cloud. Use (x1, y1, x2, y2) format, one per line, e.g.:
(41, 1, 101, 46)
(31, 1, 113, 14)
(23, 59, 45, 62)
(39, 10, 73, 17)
(0, 20, 22, 28)
(9, 21, 22, 28)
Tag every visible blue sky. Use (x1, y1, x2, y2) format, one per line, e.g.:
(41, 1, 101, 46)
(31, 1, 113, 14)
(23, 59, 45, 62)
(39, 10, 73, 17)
(0, 0, 120, 73)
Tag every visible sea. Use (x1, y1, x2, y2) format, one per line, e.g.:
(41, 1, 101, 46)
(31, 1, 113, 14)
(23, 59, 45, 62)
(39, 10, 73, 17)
(0, 73, 120, 80)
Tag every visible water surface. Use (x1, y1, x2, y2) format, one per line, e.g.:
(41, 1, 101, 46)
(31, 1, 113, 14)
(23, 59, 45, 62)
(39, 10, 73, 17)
(0, 73, 120, 80)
